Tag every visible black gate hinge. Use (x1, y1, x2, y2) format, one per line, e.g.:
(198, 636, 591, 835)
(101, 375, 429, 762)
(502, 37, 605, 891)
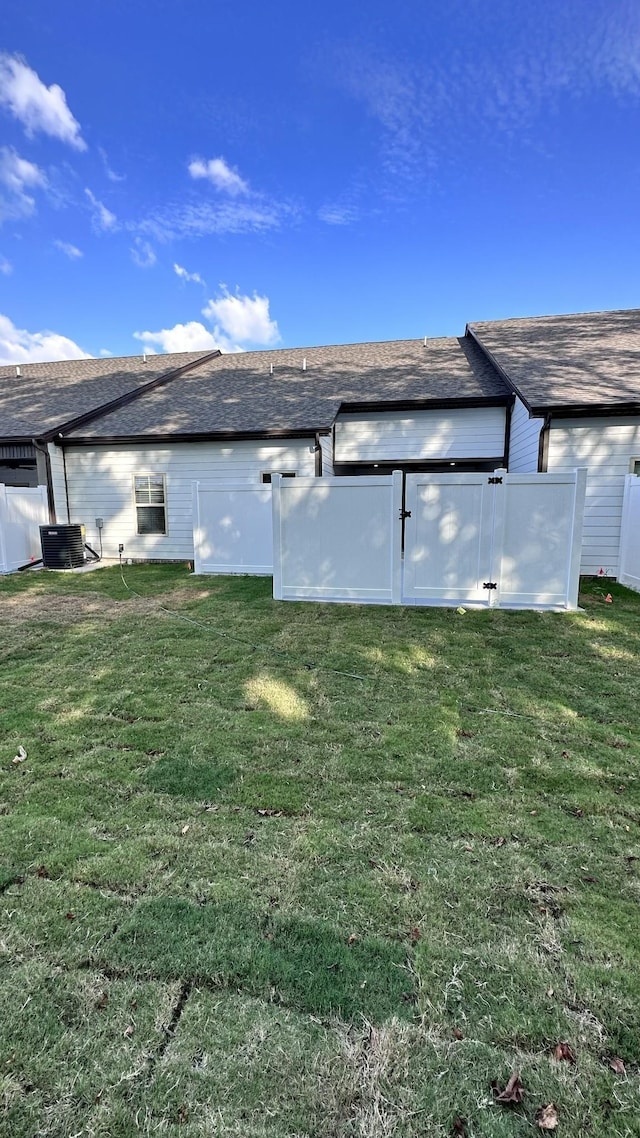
(488, 476, 503, 484)
(399, 509, 411, 520)
(483, 581, 498, 590)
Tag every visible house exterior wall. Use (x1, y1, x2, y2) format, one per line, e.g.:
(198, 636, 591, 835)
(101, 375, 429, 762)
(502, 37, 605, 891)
(508, 396, 543, 472)
(334, 407, 506, 463)
(48, 443, 69, 522)
(547, 416, 640, 576)
(319, 434, 335, 476)
(63, 439, 317, 561)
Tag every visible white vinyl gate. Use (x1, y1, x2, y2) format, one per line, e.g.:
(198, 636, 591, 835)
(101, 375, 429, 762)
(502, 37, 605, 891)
(619, 474, 640, 592)
(192, 482, 273, 575)
(271, 474, 403, 603)
(0, 484, 49, 573)
(271, 469, 587, 610)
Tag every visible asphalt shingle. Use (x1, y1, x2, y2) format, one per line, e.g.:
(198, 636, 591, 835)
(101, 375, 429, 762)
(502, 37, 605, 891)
(0, 351, 211, 440)
(64, 336, 508, 439)
(469, 309, 640, 412)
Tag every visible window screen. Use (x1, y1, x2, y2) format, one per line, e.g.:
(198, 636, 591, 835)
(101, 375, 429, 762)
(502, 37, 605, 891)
(134, 475, 166, 534)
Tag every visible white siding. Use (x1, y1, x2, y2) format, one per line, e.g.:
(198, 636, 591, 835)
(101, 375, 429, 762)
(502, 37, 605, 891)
(47, 443, 69, 522)
(64, 439, 316, 561)
(334, 407, 506, 463)
(508, 396, 543, 472)
(547, 417, 640, 576)
(319, 434, 335, 477)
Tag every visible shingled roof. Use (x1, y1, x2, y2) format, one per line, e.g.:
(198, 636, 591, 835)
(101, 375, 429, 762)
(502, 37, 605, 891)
(469, 309, 640, 414)
(64, 336, 508, 440)
(0, 351, 213, 441)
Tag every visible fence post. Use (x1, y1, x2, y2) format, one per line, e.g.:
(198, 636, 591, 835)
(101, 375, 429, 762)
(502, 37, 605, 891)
(391, 470, 403, 604)
(0, 485, 7, 573)
(271, 474, 283, 600)
(566, 468, 587, 608)
(191, 481, 201, 574)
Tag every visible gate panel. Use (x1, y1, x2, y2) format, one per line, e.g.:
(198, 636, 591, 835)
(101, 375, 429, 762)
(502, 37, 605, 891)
(193, 482, 273, 574)
(619, 474, 640, 592)
(0, 485, 49, 572)
(402, 473, 496, 605)
(272, 473, 403, 603)
(493, 470, 586, 609)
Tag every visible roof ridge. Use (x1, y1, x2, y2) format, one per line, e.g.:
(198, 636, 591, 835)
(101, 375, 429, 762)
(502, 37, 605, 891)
(49, 350, 221, 441)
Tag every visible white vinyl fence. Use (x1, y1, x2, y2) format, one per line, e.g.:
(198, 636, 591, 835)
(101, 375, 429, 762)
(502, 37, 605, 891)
(619, 474, 640, 592)
(192, 482, 273, 575)
(271, 469, 586, 610)
(272, 474, 403, 603)
(0, 484, 49, 573)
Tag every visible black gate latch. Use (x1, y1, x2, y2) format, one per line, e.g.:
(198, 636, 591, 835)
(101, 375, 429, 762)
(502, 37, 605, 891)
(483, 581, 498, 589)
(399, 509, 411, 520)
(488, 476, 503, 484)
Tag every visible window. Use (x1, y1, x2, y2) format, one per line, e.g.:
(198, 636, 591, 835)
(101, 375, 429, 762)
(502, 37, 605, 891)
(134, 474, 166, 534)
(260, 471, 296, 484)
(631, 458, 640, 476)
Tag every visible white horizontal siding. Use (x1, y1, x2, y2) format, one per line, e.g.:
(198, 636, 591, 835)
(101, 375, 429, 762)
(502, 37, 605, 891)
(334, 407, 506, 462)
(64, 440, 316, 561)
(48, 443, 69, 523)
(547, 417, 640, 576)
(319, 434, 335, 477)
(508, 396, 543, 472)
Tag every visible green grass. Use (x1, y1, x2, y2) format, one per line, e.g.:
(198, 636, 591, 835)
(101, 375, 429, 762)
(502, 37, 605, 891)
(0, 564, 639, 1136)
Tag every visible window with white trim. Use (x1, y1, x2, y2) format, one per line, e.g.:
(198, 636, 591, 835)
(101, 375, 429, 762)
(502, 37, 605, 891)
(630, 458, 640, 476)
(134, 474, 167, 534)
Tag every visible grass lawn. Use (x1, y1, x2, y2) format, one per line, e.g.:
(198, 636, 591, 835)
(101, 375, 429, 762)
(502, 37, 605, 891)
(0, 564, 639, 1137)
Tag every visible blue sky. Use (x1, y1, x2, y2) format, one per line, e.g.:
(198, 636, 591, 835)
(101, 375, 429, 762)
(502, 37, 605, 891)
(0, 0, 639, 363)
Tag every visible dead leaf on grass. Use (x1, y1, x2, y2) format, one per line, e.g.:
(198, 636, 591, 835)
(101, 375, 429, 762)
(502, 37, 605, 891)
(609, 1057, 626, 1075)
(451, 1117, 468, 1136)
(256, 808, 284, 817)
(123, 1024, 135, 1038)
(553, 1041, 575, 1063)
(36, 865, 49, 878)
(536, 1103, 559, 1130)
(64, 911, 76, 921)
(492, 1071, 524, 1104)
(95, 993, 109, 1010)
(11, 745, 27, 765)
(180, 824, 190, 835)
(409, 926, 421, 944)
(347, 933, 358, 946)
(453, 1027, 464, 1040)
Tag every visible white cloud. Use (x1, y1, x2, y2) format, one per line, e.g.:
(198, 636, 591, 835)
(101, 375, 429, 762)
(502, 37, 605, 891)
(99, 348, 112, 356)
(0, 255, 12, 275)
(98, 146, 125, 182)
(130, 237, 156, 268)
(174, 262, 204, 285)
(0, 147, 46, 194)
(134, 321, 218, 354)
(0, 146, 47, 222)
(0, 53, 86, 150)
(138, 197, 292, 242)
(85, 187, 118, 232)
(133, 288, 280, 356)
(318, 201, 360, 226)
(188, 156, 249, 195)
(202, 288, 280, 350)
(0, 312, 90, 364)
(54, 239, 83, 259)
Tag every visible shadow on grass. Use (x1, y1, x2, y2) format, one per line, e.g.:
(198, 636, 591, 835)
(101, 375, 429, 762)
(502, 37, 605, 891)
(99, 897, 413, 1023)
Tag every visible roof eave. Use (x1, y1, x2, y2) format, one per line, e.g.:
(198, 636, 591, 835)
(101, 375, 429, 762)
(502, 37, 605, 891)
(60, 426, 332, 446)
(41, 350, 221, 442)
(532, 401, 640, 419)
(338, 393, 511, 414)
